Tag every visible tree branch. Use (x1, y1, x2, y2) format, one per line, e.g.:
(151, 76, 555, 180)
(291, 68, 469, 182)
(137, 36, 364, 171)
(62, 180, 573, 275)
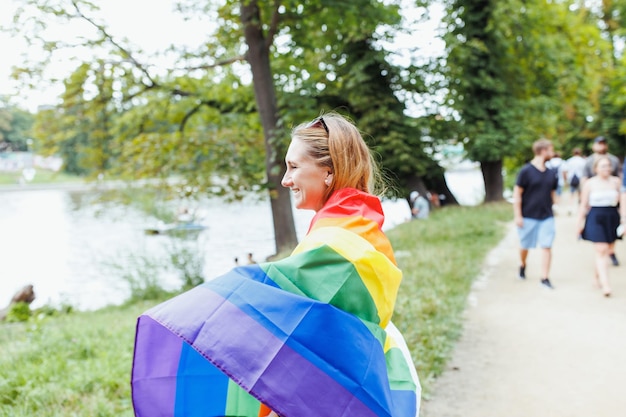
(184, 55, 247, 71)
(265, 0, 281, 49)
(70, 0, 157, 88)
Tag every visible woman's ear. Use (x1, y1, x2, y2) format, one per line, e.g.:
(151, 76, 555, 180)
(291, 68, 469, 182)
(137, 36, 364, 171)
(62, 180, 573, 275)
(325, 173, 333, 186)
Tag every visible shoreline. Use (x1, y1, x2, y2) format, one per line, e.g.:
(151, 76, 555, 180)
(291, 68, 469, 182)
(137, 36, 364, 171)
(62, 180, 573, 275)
(0, 182, 91, 193)
(0, 179, 165, 193)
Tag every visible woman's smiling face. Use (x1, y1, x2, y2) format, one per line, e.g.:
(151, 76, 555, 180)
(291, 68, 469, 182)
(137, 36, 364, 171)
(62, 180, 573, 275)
(281, 138, 331, 211)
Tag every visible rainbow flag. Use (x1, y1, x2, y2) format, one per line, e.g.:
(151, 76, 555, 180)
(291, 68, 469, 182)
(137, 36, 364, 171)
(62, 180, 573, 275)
(131, 188, 420, 417)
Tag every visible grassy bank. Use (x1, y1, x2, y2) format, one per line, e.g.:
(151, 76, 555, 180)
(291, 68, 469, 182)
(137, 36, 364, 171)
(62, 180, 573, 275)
(0, 170, 82, 185)
(388, 202, 512, 395)
(0, 202, 512, 415)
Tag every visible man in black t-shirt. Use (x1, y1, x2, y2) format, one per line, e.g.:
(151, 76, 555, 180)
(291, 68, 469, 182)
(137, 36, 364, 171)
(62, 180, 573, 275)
(513, 138, 558, 289)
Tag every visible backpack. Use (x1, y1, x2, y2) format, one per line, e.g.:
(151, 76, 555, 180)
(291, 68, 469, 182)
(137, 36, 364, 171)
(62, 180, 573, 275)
(570, 174, 580, 188)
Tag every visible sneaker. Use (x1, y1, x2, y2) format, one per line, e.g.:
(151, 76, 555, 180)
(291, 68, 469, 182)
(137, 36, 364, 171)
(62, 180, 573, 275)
(541, 278, 554, 289)
(610, 253, 619, 266)
(518, 266, 526, 280)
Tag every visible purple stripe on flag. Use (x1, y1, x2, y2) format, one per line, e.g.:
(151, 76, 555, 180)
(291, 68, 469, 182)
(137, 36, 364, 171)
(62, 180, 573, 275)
(150, 287, 380, 417)
(131, 315, 182, 416)
(250, 343, 380, 417)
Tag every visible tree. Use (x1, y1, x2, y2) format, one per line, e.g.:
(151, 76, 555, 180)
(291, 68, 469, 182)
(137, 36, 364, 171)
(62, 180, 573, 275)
(596, 0, 626, 157)
(0, 99, 34, 152)
(240, 0, 297, 251)
(9, 0, 455, 255)
(438, 0, 611, 201)
(310, 38, 457, 202)
(31, 62, 117, 176)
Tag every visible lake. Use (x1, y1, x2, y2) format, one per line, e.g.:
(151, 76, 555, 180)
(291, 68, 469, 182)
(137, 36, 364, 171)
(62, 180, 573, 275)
(0, 167, 484, 311)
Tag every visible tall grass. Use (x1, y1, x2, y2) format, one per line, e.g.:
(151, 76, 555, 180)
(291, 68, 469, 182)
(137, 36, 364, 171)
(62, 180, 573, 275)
(388, 202, 512, 394)
(0, 302, 153, 417)
(0, 202, 512, 415)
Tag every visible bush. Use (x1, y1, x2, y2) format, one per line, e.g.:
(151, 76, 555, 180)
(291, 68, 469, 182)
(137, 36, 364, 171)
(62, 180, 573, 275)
(5, 302, 32, 323)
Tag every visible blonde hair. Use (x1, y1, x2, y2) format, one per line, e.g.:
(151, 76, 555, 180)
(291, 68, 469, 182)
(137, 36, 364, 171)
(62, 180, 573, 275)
(291, 112, 379, 204)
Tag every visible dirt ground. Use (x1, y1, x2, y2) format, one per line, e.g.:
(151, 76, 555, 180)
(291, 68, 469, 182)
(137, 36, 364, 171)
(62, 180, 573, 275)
(420, 201, 626, 417)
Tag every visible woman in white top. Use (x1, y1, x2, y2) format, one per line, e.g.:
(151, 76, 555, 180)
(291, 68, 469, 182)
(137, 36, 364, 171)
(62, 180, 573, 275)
(576, 156, 622, 297)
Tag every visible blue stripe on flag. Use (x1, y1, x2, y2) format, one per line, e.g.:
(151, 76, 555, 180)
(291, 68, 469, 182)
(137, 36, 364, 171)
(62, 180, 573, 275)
(174, 342, 230, 417)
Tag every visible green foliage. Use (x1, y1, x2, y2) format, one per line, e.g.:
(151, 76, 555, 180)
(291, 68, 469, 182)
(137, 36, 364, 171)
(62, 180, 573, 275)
(5, 303, 32, 323)
(5, 0, 626, 197)
(167, 242, 206, 291)
(34, 303, 74, 318)
(0, 101, 34, 152)
(6, 0, 456, 254)
(9, 0, 444, 198)
(31, 62, 117, 177)
(598, 43, 626, 158)
(105, 252, 173, 303)
(435, 0, 613, 200)
(102, 232, 206, 302)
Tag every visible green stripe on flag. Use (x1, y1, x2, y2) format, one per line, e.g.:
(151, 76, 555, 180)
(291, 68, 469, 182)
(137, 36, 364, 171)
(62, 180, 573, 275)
(225, 379, 261, 416)
(385, 347, 417, 391)
(262, 245, 380, 324)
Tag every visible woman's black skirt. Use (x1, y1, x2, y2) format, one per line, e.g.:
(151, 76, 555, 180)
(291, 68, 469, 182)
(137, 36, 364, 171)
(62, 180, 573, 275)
(582, 206, 621, 243)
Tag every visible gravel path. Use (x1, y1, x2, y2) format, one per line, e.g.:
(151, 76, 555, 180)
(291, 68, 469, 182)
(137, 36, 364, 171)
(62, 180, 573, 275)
(420, 203, 626, 417)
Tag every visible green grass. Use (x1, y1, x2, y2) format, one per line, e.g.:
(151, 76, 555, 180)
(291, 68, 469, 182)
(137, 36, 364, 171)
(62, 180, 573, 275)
(388, 202, 512, 396)
(0, 302, 156, 417)
(0, 170, 83, 185)
(0, 202, 513, 415)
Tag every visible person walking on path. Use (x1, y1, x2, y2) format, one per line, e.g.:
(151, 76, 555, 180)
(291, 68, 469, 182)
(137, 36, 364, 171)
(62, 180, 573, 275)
(513, 138, 557, 289)
(561, 147, 586, 212)
(582, 136, 622, 180)
(582, 136, 622, 266)
(576, 155, 622, 297)
(419, 210, 626, 417)
(546, 152, 565, 205)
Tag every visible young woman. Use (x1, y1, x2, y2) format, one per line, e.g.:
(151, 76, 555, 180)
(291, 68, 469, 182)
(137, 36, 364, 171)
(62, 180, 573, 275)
(132, 112, 420, 417)
(577, 155, 622, 297)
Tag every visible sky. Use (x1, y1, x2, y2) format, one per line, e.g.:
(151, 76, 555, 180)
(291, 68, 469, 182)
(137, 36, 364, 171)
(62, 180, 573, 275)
(0, 0, 445, 112)
(0, 0, 214, 111)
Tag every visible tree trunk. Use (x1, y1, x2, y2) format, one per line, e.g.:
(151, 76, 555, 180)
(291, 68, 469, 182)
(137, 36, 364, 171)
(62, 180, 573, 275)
(404, 169, 459, 207)
(426, 172, 459, 206)
(241, 1, 298, 254)
(481, 159, 505, 202)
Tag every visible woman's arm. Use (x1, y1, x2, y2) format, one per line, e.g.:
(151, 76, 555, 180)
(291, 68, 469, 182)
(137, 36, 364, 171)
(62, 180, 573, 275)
(513, 185, 524, 227)
(576, 179, 592, 236)
(618, 176, 626, 224)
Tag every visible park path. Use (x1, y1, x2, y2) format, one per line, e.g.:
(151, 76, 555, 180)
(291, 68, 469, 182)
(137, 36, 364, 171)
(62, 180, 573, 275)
(420, 201, 626, 417)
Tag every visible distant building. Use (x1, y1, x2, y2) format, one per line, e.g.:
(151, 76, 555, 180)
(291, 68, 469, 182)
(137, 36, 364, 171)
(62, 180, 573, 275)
(0, 152, 62, 172)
